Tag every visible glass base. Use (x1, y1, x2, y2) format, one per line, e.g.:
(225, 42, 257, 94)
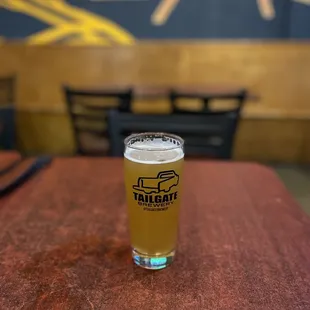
(132, 249, 175, 270)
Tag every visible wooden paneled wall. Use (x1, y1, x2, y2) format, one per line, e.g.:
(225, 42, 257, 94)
(0, 43, 310, 162)
(15, 112, 310, 163)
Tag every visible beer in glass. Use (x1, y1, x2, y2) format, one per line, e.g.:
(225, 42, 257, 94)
(124, 132, 184, 270)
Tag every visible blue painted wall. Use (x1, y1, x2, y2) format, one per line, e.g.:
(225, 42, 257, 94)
(0, 0, 309, 42)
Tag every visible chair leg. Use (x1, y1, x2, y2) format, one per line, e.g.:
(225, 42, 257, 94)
(203, 99, 210, 111)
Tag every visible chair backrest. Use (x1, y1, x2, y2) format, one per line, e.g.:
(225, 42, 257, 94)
(64, 86, 133, 155)
(170, 87, 247, 114)
(0, 76, 15, 106)
(0, 106, 15, 150)
(108, 109, 242, 159)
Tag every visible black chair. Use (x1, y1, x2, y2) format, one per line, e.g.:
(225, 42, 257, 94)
(64, 86, 133, 155)
(0, 76, 15, 150)
(0, 106, 15, 150)
(0, 76, 15, 106)
(108, 109, 243, 159)
(170, 88, 247, 114)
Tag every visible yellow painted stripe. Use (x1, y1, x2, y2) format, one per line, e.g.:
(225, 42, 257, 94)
(257, 0, 275, 20)
(27, 25, 74, 44)
(1, 0, 66, 25)
(152, 0, 179, 25)
(293, 0, 310, 4)
(46, 1, 134, 44)
(1, 0, 135, 45)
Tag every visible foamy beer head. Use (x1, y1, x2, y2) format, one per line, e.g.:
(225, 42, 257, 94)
(124, 132, 184, 164)
(124, 133, 184, 270)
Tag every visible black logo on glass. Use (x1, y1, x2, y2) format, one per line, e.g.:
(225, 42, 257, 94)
(133, 170, 179, 194)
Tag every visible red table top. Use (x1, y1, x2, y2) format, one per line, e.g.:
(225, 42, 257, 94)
(0, 151, 20, 171)
(0, 158, 310, 309)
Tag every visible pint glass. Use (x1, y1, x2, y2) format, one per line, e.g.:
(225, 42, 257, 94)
(124, 132, 184, 270)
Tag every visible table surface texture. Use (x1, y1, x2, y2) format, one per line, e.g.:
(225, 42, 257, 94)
(0, 157, 309, 310)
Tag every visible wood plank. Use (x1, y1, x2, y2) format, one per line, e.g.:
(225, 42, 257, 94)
(0, 43, 310, 118)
